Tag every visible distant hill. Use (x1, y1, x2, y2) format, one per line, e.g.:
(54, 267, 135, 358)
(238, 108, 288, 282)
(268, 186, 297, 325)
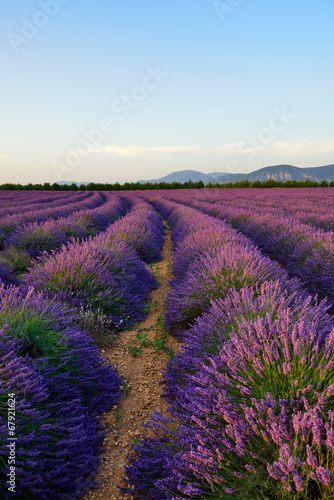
(237, 164, 334, 183)
(138, 164, 334, 184)
(139, 170, 215, 184)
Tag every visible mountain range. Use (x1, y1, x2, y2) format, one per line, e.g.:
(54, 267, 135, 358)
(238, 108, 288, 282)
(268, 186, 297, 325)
(57, 164, 334, 187)
(139, 164, 334, 184)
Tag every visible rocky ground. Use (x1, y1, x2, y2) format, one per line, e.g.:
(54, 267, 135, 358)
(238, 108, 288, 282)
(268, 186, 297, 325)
(84, 225, 179, 500)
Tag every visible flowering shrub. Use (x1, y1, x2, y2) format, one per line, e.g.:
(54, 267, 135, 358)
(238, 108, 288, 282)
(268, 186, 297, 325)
(0, 246, 33, 273)
(7, 220, 68, 256)
(23, 236, 156, 328)
(165, 243, 292, 333)
(124, 283, 334, 499)
(168, 190, 334, 308)
(0, 284, 122, 499)
(0, 259, 18, 285)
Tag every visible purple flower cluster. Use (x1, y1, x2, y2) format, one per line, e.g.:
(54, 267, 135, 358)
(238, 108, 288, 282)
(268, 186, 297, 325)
(125, 288, 334, 498)
(0, 260, 18, 286)
(0, 284, 122, 499)
(23, 236, 156, 329)
(123, 199, 334, 499)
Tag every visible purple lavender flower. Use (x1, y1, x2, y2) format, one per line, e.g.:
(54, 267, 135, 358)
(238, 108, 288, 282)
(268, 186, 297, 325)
(0, 284, 123, 499)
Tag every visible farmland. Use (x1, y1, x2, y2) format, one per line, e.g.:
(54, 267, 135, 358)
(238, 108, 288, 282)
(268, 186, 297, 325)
(1, 188, 334, 499)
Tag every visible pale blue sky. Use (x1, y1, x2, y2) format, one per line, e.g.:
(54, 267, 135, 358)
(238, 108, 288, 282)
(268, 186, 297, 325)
(1, 1, 333, 183)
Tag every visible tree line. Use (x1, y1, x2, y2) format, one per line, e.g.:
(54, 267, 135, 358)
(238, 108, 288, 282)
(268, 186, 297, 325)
(0, 178, 332, 191)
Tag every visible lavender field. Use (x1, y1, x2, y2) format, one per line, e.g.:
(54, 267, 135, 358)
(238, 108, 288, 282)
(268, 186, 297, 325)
(1, 188, 334, 499)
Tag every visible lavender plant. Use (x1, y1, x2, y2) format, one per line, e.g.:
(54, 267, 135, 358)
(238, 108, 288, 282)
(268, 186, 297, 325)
(164, 234, 295, 333)
(0, 259, 18, 285)
(23, 236, 156, 328)
(7, 220, 68, 257)
(0, 284, 123, 499)
(0, 246, 33, 273)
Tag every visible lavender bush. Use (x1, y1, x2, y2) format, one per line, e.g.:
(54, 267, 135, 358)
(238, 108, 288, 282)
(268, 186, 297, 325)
(0, 191, 104, 247)
(0, 247, 33, 274)
(0, 284, 123, 499)
(0, 259, 18, 285)
(124, 283, 334, 499)
(23, 236, 156, 328)
(6, 220, 68, 257)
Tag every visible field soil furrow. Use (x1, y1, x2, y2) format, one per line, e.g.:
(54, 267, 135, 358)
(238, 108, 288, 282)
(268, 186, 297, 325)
(83, 223, 180, 500)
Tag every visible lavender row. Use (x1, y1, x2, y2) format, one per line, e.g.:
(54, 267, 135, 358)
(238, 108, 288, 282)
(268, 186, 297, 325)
(193, 188, 334, 233)
(149, 197, 298, 336)
(0, 190, 76, 211)
(172, 192, 334, 309)
(6, 193, 126, 257)
(204, 189, 334, 233)
(22, 197, 163, 330)
(124, 199, 334, 499)
(0, 191, 104, 247)
(0, 284, 123, 499)
(95, 194, 165, 263)
(0, 191, 90, 218)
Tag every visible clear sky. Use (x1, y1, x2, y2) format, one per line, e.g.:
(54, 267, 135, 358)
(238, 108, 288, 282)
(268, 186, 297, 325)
(1, 0, 333, 184)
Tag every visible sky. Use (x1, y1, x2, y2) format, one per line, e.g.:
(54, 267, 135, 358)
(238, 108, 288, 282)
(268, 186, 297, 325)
(1, 0, 333, 184)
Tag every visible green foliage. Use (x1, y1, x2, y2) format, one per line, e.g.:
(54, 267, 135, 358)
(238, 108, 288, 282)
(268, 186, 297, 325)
(114, 408, 125, 420)
(123, 380, 132, 396)
(136, 332, 151, 346)
(152, 337, 165, 352)
(156, 313, 165, 333)
(0, 246, 32, 273)
(129, 346, 143, 357)
(0, 304, 69, 363)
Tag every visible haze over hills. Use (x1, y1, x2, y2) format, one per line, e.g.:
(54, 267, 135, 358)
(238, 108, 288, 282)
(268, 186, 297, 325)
(139, 164, 334, 184)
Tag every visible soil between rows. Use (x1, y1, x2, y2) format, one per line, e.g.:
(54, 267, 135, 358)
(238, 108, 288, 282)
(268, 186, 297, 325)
(83, 224, 180, 500)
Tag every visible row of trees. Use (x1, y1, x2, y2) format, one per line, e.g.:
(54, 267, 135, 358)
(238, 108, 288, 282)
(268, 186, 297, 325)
(0, 179, 332, 191)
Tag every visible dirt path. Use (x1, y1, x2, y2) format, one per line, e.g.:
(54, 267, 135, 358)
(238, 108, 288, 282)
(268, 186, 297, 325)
(84, 224, 179, 500)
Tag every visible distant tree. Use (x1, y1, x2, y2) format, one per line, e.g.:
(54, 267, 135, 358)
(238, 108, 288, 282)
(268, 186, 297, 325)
(195, 180, 205, 189)
(249, 181, 262, 188)
(320, 179, 329, 187)
(263, 179, 276, 188)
